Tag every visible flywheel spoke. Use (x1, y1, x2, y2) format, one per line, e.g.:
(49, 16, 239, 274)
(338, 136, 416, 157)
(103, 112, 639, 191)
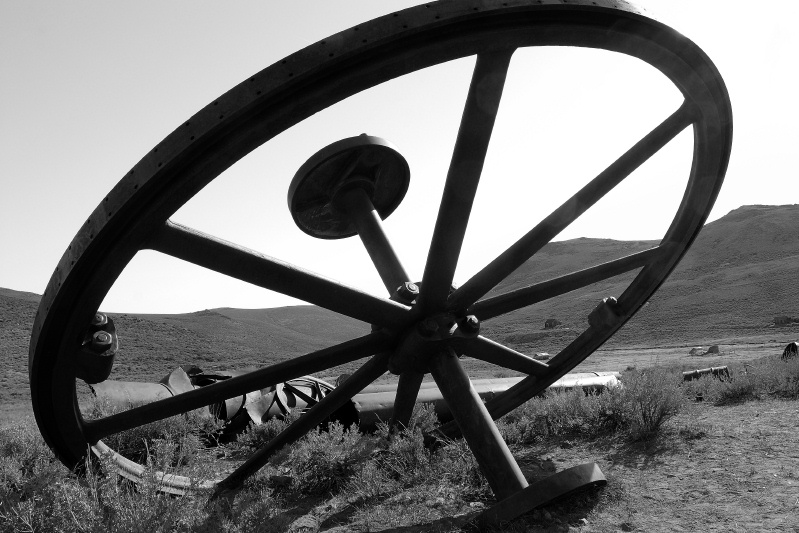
(419, 50, 515, 314)
(429, 348, 527, 500)
(470, 245, 670, 320)
(439, 324, 627, 441)
(457, 335, 549, 376)
(214, 350, 390, 495)
(82, 331, 393, 443)
(389, 370, 425, 429)
(148, 220, 411, 328)
(448, 101, 697, 311)
(482, 328, 610, 422)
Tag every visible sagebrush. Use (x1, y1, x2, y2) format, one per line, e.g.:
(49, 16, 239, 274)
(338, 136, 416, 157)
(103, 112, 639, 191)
(4, 358, 795, 531)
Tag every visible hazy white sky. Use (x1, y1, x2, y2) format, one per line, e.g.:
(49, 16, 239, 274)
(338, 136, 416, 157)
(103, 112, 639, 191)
(1, 1, 797, 314)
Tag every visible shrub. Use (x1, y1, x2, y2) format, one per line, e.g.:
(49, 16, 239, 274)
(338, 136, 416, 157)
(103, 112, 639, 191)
(435, 438, 492, 501)
(621, 369, 683, 441)
(682, 356, 799, 405)
(375, 426, 431, 485)
(0, 420, 65, 506)
(273, 421, 371, 495)
(498, 368, 682, 443)
(86, 400, 222, 467)
(231, 410, 300, 455)
(498, 387, 596, 444)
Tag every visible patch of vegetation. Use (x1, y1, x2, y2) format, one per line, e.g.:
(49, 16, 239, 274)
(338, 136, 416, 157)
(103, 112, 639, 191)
(84, 400, 224, 468)
(498, 368, 683, 444)
(682, 355, 799, 405)
(271, 421, 369, 495)
(4, 360, 799, 531)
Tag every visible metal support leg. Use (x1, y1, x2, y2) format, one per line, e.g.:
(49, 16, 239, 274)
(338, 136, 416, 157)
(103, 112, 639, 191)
(429, 348, 527, 500)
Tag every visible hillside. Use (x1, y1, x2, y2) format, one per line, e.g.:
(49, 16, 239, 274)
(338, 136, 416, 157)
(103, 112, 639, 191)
(3, 204, 799, 416)
(483, 204, 799, 353)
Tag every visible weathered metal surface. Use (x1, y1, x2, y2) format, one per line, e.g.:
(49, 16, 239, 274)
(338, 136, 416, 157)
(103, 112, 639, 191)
(682, 366, 730, 382)
(419, 50, 514, 317)
(355, 372, 621, 427)
(431, 349, 528, 499)
(478, 462, 607, 527)
(90, 368, 621, 432)
(74, 313, 118, 384)
(29, 0, 731, 523)
(287, 135, 410, 242)
(81, 331, 393, 444)
(212, 351, 391, 498)
(782, 342, 798, 360)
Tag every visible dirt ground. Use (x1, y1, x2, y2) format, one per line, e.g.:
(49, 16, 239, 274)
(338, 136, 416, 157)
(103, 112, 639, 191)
(575, 336, 788, 374)
(9, 337, 798, 532)
(507, 398, 799, 533)
(265, 397, 799, 533)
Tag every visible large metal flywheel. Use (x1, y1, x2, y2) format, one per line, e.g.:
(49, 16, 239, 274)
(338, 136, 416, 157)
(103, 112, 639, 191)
(29, 0, 731, 524)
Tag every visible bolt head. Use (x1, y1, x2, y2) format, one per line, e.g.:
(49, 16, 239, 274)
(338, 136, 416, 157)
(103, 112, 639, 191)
(461, 315, 480, 334)
(91, 313, 108, 328)
(587, 297, 621, 330)
(396, 282, 419, 302)
(91, 331, 113, 352)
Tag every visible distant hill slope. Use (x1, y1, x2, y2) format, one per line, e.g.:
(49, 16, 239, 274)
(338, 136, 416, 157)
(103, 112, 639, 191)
(3, 204, 799, 413)
(625, 204, 799, 344)
(0, 288, 39, 414)
(483, 204, 799, 352)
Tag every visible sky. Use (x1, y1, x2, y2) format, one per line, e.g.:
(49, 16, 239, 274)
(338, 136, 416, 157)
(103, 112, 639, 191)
(1, 1, 798, 314)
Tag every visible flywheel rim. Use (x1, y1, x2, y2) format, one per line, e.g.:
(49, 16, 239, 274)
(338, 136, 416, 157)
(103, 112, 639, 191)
(29, 0, 731, 498)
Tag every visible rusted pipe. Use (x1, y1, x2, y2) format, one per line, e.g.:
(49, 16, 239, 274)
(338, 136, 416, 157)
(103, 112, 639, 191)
(681, 366, 729, 382)
(90, 369, 621, 432)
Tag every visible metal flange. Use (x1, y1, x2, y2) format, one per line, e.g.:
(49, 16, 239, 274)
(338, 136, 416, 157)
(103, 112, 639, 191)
(287, 135, 410, 239)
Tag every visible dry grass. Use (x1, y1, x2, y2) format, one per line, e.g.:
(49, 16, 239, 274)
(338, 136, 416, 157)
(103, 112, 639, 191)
(2, 357, 798, 531)
(0, 365, 740, 532)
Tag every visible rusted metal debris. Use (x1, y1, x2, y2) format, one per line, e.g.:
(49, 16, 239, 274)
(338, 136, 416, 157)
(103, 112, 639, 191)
(782, 342, 798, 360)
(90, 367, 621, 433)
(682, 366, 730, 382)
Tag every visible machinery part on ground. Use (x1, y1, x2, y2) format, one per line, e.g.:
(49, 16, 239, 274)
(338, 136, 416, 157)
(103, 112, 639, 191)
(477, 462, 607, 527)
(89, 368, 341, 436)
(782, 342, 798, 360)
(29, 0, 731, 525)
(90, 368, 621, 434)
(355, 371, 622, 429)
(682, 366, 730, 382)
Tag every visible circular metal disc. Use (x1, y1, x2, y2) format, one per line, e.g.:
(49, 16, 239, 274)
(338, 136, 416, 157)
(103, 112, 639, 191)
(287, 135, 410, 239)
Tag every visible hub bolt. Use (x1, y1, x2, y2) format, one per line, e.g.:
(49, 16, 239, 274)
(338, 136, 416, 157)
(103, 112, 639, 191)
(91, 331, 113, 353)
(396, 282, 419, 302)
(587, 297, 622, 330)
(461, 315, 480, 334)
(91, 313, 108, 329)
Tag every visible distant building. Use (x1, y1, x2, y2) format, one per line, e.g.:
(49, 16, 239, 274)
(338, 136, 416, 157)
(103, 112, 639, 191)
(544, 319, 561, 329)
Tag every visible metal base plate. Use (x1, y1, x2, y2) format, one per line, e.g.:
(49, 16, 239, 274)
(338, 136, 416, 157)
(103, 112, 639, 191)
(478, 462, 607, 527)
